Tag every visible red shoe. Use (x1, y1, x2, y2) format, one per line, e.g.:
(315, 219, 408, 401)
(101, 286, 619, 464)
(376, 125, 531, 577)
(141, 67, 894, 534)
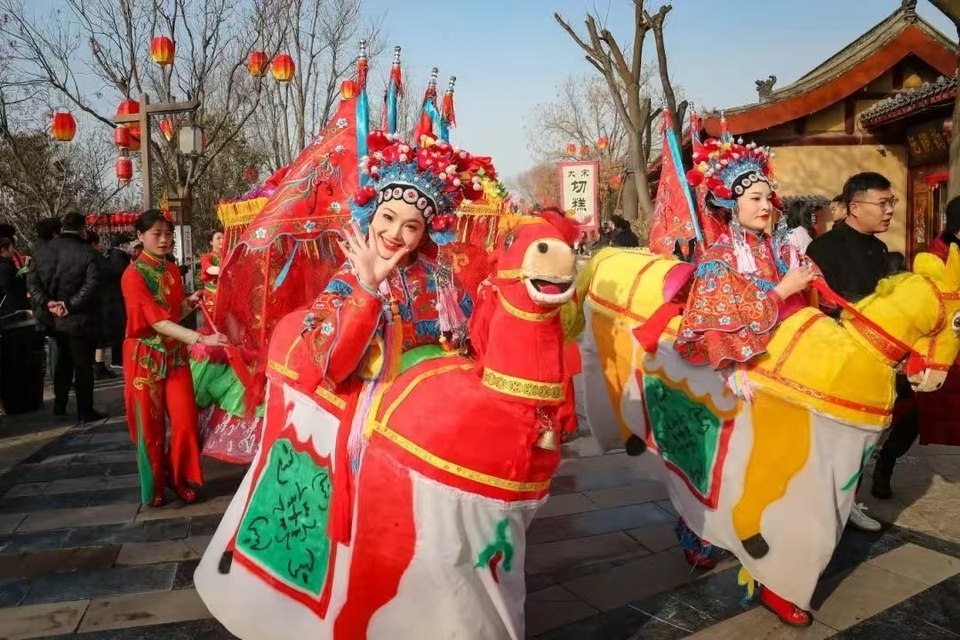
(171, 483, 198, 504)
(683, 548, 717, 570)
(148, 493, 166, 508)
(760, 586, 813, 627)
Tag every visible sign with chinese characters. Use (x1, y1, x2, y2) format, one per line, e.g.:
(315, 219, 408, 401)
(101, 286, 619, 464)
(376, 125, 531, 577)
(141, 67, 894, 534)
(906, 120, 950, 166)
(558, 161, 599, 232)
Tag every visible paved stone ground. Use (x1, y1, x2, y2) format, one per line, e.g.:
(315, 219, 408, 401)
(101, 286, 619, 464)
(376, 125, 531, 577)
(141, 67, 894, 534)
(2, 380, 960, 638)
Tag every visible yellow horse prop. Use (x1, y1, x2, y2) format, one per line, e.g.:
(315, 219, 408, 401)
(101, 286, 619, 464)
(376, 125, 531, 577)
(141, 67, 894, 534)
(567, 245, 960, 609)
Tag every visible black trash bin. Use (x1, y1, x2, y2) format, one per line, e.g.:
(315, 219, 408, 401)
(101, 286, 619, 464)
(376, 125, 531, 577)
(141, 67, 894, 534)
(1, 315, 46, 414)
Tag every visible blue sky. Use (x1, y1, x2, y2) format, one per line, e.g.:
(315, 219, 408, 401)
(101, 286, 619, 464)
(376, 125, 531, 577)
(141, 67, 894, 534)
(364, 0, 955, 180)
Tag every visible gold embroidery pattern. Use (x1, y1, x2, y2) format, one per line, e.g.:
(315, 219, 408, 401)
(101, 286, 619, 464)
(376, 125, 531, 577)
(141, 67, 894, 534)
(497, 290, 559, 322)
(482, 367, 565, 402)
(268, 359, 300, 380)
(370, 421, 551, 493)
(314, 385, 346, 409)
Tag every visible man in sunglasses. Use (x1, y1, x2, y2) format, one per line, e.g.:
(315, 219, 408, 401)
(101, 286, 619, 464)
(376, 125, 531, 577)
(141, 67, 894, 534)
(807, 172, 914, 520)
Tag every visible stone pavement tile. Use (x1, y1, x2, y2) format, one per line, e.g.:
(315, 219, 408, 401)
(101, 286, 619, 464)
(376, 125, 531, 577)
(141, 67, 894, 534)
(186, 515, 223, 538)
(655, 500, 679, 518)
(134, 496, 231, 522)
(183, 536, 213, 556)
(22, 563, 177, 605)
(0, 600, 90, 639)
(563, 549, 697, 611)
(664, 565, 748, 622)
(115, 540, 199, 566)
(868, 543, 960, 587)
(830, 607, 960, 639)
(71, 452, 137, 466)
(10, 462, 114, 485)
(17, 503, 140, 533)
(686, 607, 834, 639)
(0, 492, 93, 515)
(536, 493, 597, 519)
(894, 574, 960, 634)
(526, 532, 648, 575)
(41, 475, 140, 496)
(0, 547, 120, 581)
(38, 454, 81, 466)
(0, 512, 26, 534)
(0, 576, 30, 607)
(0, 529, 73, 556)
(584, 480, 670, 509)
(542, 560, 621, 586)
(78, 588, 211, 634)
(527, 503, 675, 545)
(625, 523, 679, 553)
(88, 432, 132, 445)
(43, 617, 239, 639)
(171, 559, 199, 590)
(556, 452, 630, 476)
(922, 455, 960, 479)
(525, 585, 599, 637)
(918, 445, 960, 456)
(60, 518, 191, 550)
(533, 603, 649, 640)
(812, 562, 929, 630)
(550, 466, 635, 496)
(821, 526, 907, 581)
(4, 483, 48, 498)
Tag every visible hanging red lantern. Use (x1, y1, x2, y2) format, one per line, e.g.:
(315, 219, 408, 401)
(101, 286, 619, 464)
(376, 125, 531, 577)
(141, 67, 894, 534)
(85, 214, 96, 227)
(248, 51, 269, 77)
(116, 100, 141, 152)
(159, 117, 176, 142)
(114, 126, 130, 149)
(150, 36, 175, 66)
(271, 53, 295, 82)
(609, 174, 623, 189)
(597, 136, 610, 150)
(50, 111, 76, 142)
(116, 157, 133, 183)
(243, 165, 259, 183)
(579, 144, 590, 157)
(565, 143, 577, 155)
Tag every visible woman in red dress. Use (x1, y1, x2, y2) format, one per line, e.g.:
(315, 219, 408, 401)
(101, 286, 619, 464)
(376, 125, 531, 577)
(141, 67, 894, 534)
(199, 229, 223, 316)
(122, 210, 228, 506)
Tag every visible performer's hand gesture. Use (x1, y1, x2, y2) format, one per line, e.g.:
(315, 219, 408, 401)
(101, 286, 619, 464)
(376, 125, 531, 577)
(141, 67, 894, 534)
(199, 332, 229, 347)
(775, 262, 817, 299)
(338, 221, 410, 292)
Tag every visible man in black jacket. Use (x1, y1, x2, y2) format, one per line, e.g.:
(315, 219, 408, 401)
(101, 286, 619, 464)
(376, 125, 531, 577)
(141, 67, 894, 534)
(807, 172, 914, 504)
(27, 212, 107, 423)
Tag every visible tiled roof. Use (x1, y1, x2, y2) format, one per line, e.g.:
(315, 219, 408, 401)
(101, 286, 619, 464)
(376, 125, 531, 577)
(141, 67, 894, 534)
(859, 75, 957, 127)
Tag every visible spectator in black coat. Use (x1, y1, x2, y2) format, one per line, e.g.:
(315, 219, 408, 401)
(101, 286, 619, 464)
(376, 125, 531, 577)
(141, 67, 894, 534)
(90, 231, 129, 374)
(26, 211, 107, 423)
(606, 215, 640, 248)
(33, 217, 62, 256)
(0, 236, 29, 318)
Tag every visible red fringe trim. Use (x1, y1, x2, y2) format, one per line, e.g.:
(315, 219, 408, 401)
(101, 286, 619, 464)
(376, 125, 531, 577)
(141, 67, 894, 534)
(442, 93, 456, 126)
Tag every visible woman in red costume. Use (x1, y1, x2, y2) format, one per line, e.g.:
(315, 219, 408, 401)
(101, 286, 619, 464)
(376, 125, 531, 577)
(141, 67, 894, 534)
(286, 131, 490, 470)
(199, 229, 223, 316)
(674, 132, 818, 627)
(122, 210, 229, 507)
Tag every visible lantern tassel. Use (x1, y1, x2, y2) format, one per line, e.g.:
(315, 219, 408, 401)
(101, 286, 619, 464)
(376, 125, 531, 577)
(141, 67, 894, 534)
(387, 46, 402, 136)
(441, 75, 457, 129)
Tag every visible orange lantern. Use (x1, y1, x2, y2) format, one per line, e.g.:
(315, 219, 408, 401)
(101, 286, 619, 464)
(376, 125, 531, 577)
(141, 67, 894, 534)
(50, 111, 76, 142)
(579, 144, 590, 157)
(114, 126, 130, 149)
(272, 53, 295, 82)
(151, 36, 175, 66)
(116, 99, 141, 152)
(565, 143, 577, 155)
(597, 135, 609, 150)
(159, 117, 176, 142)
(609, 174, 623, 189)
(340, 79, 356, 99)
(248, 51, 269, 77)
(243, 165, 259, 183)
(116, 157, 133, 183)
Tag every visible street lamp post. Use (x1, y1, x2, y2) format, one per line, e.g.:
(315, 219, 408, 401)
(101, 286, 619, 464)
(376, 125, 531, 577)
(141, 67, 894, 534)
(113, 93, 201, 291)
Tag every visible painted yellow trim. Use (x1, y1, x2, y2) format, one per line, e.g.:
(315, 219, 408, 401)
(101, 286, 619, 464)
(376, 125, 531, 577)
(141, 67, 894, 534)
(497, 290, 559, 322)
(268, 359, 299, 381)
(482, 367, 565, 401)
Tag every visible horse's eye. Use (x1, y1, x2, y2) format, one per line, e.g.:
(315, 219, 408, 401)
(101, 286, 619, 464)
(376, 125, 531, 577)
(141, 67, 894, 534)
(502, 233, 516, 250)
(953, 312, 960, 331)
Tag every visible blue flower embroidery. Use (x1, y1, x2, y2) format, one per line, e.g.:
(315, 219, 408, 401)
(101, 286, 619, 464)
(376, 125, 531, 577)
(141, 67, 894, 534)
(329, 202, 342, 213)
(719, 316, 731, 326)
(303, 312, 316, 328)
(321, 322, 334, 335)
(304, 221, 317, 232)
(740, 346, 753, 356)
(331, 298, 343, 308)
(336, 118, 348, 128)
(749, 322, 760, 331)
(254, 227, 267, 240)
(722, 283, 732, 293)
(715, 303, 726, 312)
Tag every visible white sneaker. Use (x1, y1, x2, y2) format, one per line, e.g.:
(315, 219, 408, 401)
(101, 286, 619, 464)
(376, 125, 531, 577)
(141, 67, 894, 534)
(847, 503, 882, 532)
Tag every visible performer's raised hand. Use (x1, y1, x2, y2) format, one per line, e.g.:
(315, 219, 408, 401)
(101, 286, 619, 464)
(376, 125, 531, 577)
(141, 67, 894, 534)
(338, 221, 409, 292)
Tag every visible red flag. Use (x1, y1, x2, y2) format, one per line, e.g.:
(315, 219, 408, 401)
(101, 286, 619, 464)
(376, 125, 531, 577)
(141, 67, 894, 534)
(649, 113, 695, 257)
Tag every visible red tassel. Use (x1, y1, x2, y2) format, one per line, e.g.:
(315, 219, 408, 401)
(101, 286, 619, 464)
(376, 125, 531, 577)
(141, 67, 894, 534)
(390, 66, 403, 98)
(413, 110, 434, 144)
(441, 92, 456, 127)
(357, 58, 368, 89)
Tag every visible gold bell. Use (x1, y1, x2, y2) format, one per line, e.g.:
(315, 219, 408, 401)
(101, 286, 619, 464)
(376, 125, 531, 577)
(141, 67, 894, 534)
(536, 427, 558, 451)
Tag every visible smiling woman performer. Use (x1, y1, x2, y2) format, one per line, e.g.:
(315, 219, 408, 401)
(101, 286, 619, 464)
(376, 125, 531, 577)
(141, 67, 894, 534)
(295, 131, 491, 466)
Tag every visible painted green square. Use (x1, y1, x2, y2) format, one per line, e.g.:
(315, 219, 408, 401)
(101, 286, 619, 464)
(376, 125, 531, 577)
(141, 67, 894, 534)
(643, 375, 721, 496)
(236, 438, 332, 596)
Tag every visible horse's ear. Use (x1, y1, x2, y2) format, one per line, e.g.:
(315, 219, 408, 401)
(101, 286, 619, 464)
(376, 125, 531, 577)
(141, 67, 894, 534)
(914, 251, 946, 282)
(538, 209, 579, 245)
(946, 244, 960, 291)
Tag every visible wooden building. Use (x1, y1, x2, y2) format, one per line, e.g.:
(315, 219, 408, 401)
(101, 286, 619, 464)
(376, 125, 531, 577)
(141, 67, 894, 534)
(683, 1, 956, 261)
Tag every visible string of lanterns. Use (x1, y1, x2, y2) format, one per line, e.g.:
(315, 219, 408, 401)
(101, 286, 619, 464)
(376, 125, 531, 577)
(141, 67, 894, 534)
(84, 212, 139, 231)
(564, 136, 610, 157)
(50, 32, 295, 190)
